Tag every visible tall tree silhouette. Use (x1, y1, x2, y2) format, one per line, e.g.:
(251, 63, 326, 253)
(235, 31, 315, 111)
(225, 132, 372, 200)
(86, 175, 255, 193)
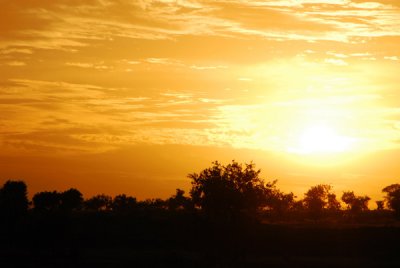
(376, 200, 384, 210)
(0, 180, 28, 224)
(382, 184, 400, 216)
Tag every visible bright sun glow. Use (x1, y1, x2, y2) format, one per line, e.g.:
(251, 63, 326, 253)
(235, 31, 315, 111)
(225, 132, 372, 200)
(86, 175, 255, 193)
(288, 125, 354, 155)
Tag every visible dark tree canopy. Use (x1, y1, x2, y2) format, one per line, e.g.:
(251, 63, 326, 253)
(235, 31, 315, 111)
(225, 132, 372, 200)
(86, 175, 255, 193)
(303, 184, 340, 218)
(168, 189, 190, 211)
(376, 200, 385, 210)
(268, 190, 296, 215)
(327, 193, 341, 211)
(84, 194, 112, 211)
(1, 171, 399, 227)
(33, 191, 61, 212)
(189, 161, 274, 220)
(111, 194, 137, 212)
(33, 188, 83, 212)
(0, 180, 28, 222)
(60, 188, 83, 211)
(341, 191, 370, 213)
(382, 184, 400, 216)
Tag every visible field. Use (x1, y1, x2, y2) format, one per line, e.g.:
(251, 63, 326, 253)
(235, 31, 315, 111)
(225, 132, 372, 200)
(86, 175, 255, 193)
(1, 212, 400, 268)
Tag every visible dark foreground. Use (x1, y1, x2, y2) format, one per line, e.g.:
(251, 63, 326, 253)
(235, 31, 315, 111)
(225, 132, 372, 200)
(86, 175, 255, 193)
(1, 212, 400, 268)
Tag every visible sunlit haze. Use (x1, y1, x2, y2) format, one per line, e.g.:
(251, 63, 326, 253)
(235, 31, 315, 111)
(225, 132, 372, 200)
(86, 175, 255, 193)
(1, 0, 400, 203)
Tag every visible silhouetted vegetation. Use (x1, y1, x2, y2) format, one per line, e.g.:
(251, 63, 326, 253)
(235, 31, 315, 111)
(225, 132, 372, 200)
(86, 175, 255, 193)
(32, 188, 83, 213)
(1, 160, 400, 267)
(189, 161, 274, 222)
(303, 184, 340, 219)
(0, 180, 28, 228)
(382, 183, 400, 217)
(84, 194, 112, 211)
(342, 191, 370, 213)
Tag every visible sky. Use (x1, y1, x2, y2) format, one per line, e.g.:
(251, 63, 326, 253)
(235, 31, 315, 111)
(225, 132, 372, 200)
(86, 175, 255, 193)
(1, 0, 400, 203)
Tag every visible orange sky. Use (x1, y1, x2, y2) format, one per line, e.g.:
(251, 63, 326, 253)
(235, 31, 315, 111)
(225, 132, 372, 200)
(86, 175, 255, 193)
(1, 0, 400, 203)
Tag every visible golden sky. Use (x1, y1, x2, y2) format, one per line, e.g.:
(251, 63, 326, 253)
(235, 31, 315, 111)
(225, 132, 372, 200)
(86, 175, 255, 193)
(1, 0, 400, 202)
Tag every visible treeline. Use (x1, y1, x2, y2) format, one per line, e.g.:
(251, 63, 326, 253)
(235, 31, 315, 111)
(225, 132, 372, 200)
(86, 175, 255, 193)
(1, 161, 400, 224)
(2, 161, 400, 267)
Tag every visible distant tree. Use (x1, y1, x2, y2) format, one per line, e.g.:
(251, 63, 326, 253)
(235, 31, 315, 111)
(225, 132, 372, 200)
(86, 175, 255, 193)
(151, 198, 167, 209)
(168, 188, 190, 211)
(0, 180, 29, 222)
(138, 198, 167, 210)
(60, 188, 83, 211)
(327, 193, 341, 212)
(85, 194, 112, 211)
(341, 191, 370, 213)
(111, 194, 137, 212)
(382, 184, 400, 216)
(291, 199, 305, 212)
(376, 200, 385, 210)
(189, 161, 273, 221)
(268, 190, 296, 216)
(303, 184, 338, 219)
(32, 191, 61, 212)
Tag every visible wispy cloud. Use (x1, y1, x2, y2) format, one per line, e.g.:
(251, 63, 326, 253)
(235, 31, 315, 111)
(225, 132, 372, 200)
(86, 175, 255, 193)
(1, 0, 399, 57)
(5, 61, 26, 66)
(1, 0, 400, 157)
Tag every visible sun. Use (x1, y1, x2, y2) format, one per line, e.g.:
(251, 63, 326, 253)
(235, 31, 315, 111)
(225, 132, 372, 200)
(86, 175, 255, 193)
(288, 124, 354, 155)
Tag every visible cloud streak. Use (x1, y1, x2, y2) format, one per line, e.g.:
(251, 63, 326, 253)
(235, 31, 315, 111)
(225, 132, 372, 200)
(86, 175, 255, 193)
(0, 0, 399, 157)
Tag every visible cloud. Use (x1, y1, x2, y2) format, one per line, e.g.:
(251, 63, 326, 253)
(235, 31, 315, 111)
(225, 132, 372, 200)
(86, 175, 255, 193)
(65, 61, 112, 70)
(384, 56, 399, 61)
(1, 0, 399, 58)
(0, 48, 33, 55)
(324, 58, 348, 66)
(145, 58, 183, 65)
(6, 61, 26, 66)
(1, 0, 400, 157)
(190, 65, 228, 70)
(0, 79, 227, 154)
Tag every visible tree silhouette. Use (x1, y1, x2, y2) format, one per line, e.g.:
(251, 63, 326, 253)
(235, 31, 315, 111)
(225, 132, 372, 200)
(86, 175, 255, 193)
(168, 188, 191, 211)
(327, 193, 341, 212)
(84, 194, 112, 211)
(60, 188, 83, 211)
(32, 191, 61, 212)
(269, 191, 296, 215)
(376, 200, 384, 210)
(111, 194, 137, 212)
(303, 184, 339, 219)
(382, 184, 400, 216)
(0, 180, 28, 224)
(138, 198, 167, 210)
(189, 161, 273, 221)
(341, 191, 370, 213)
